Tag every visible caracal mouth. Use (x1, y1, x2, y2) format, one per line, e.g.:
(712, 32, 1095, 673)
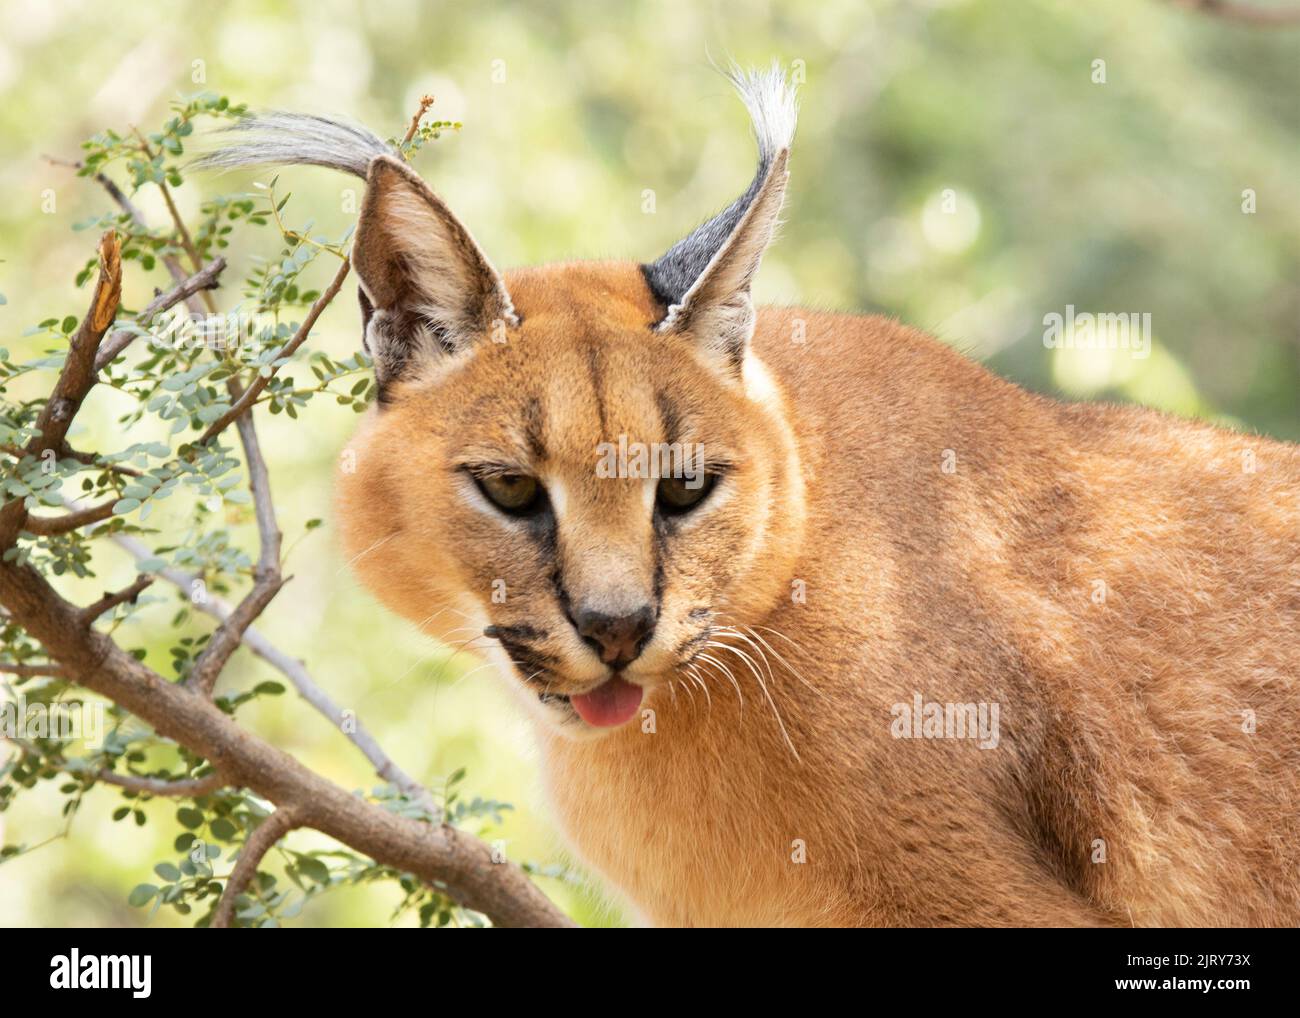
(538, 674, 644, 728)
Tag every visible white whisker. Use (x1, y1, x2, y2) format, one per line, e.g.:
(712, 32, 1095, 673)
(706, 633, 798, 760)
(334, 532, 396, 577)
(694, 651, 744, 710)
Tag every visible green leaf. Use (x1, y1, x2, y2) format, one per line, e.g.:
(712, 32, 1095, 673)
(154, 862, 181, 882)
(127, 883, 158, 907)
(176, 807, 204, 830)
(210, 817, 238, 841)
(295, 856, 330, 885)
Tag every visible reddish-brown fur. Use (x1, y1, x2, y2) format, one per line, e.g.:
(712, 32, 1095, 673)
(338, 261, 1300, 927)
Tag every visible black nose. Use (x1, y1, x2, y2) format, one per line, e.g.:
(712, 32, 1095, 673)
(573, 606, 656, 670)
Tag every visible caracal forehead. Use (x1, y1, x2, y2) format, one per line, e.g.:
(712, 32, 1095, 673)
(421, 261, 747, 461)
(506, 261, 665, 333)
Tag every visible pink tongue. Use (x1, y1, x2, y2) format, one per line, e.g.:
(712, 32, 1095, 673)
(570, 676, 644, 727)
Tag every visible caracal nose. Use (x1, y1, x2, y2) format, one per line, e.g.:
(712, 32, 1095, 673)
(573, 606, 657, 670)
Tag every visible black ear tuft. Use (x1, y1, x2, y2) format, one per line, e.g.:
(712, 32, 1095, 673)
(358, 285, 375, 352)
(642, 168, 769, 315)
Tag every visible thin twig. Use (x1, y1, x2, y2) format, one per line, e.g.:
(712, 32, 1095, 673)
(195, 257, 352, 447)
(0, 733, 224, 798)
(79, 575, 154, 624)
(4, 442, 142, 480)
(233, 382, 282, 578)
(130, 127, 218, 315)
(23, 498, 118, 537)
(402, 94, 436, 147)
(187, 385, 283, 695)
(184, 574, 284, 696)
(96, 770, 226, 797)
(49, 446, 143, 478)
(44, 154, 149, 225)
(210, 807, 301, 928)
(45, 152, 216, 320)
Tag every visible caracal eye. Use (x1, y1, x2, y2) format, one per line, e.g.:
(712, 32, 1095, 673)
(656, 473, 717, 515)
(476, 473, 542, 514)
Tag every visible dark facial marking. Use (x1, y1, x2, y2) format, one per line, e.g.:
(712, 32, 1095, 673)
(483, 623, 549, 641)
(674, 625, 711, 656)
(551, 565, 577, 634)
(523, 397, 547, 461)
(650, 528, 666, 619)
(656, 390, 683, 446)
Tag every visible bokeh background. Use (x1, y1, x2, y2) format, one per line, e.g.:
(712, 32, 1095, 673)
(0, 0, 1297, 927)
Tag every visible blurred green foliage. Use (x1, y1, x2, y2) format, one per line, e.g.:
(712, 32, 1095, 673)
(0, 0, 1296, 927)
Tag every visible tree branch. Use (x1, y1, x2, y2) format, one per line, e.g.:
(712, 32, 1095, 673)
(236, 391, 282, 579)
(0, 662, 67, 678)
(45, 154, 148, 225)
(210, 807, 301, 928)
(3, 443, 143, 479)
(10, 119, 572, 927)
(7, 257, 228, 540)
(79, 574, 154, 624)
(0, 734, 225, 796)
(129, 128, 210, 287)
(0, 558, 573, 927)
(187, 388, 283, 695)
(23, 497, 118, 537)
(111, 531, 440, 818)
(0, 231, 122, 548)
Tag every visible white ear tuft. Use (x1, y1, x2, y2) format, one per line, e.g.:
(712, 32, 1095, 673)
(646, 63, 797, 373)
(726, 59, 799, 166)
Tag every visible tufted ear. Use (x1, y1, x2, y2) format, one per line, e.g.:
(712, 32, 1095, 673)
(642, 65, 796, 375)
(194, 112, 517, 394)
(354, 155, 517, 392)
